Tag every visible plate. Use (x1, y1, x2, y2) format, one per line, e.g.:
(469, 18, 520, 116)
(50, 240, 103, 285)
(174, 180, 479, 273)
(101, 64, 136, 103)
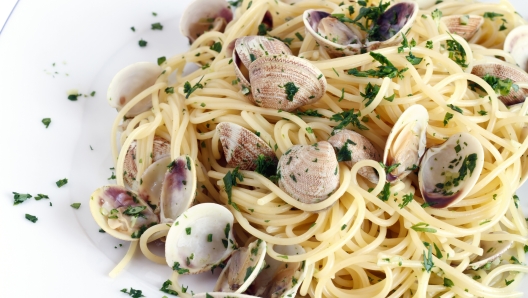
(0, 0, 526, 297)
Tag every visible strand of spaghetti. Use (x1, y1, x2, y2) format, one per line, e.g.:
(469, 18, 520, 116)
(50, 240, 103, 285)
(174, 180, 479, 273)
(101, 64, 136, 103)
(109, 241, 138, 278)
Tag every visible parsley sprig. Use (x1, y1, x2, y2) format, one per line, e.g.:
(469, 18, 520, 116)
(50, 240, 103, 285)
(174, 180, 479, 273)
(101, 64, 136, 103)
(398, 33, 423, 65)
(120, 288, 145, 298)
(330, 109, 368, 134)
(348, 52, 408, 79)
(183, 76, 204, 99)
(423, 245, 434, 273)
(223, 167, 244, 211)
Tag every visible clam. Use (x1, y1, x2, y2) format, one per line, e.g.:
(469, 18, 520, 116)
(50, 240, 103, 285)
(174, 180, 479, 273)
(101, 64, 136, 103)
(246, 244, 307, 298)
(217, 122, 277, 171)
(504, 25, 528, 72)
(107, 62, 162, 117)
(278, 141, 339, 207)
(89, 185, 159, 241)
(383, 105, 428, 182)
(123, 136, 171, 191)
(247, 55, 327, 111)
(137, 155, 172, 214)
(328, 129, 381, 183)
(302, 10, 363, 56)
(365, 2, 419, 52)
(160, 155, 197, 223)
(179, 0, 233, 44)
(470, 58, 528, 106)
(418, 132, 484, 208)
(214, 239, 267, 293)
(165, 203, 237, 274)
(194, 293, 260, 298)
(441, 15, 484, 40)
(469, 231, 513, 269)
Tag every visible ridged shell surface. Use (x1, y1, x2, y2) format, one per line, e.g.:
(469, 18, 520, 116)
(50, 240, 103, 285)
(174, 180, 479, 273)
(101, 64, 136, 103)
(328, 129, 381, 183)
(179, 0, 232, 43)
(248, 55, 327, 111)
(217, 122, 277, 170)
(278, 141, 339, 205)
(235, 36, 292, 69)
(441, 15, 484, 40)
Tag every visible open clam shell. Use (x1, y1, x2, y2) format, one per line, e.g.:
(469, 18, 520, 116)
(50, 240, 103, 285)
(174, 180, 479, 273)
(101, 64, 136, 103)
(107, 62, 162, 117)
(179, 0, 233, 44)
(469, 58, 528, 106)
(383, 105, 428, 183)
(214, 239, 267, 293)
(123, 136, 171, 191)
(504, 24, 528, 72)
(217, 122, 277, 171)
(303, 10, 363, 56)
(441, 15, 484, 41)
(468, 231, 513, 269)
(165, 203, 237, 275)
(365, 2, 419, 52)
(248, 55, 327, 111)
(278, 141, 339, 208)
(89, 185, 159, 241)
(246, 244, 307, 298)
(418, 132, 484, 208)
(328, 129, 381, 184)
(160, 155, 197, 223)
(137, 155, 172, 214)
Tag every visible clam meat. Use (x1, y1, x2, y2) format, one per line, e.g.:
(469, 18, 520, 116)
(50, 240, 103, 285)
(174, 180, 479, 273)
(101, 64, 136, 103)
(89, 185, 159, 241)
(418, 132, 484, 208)
(180, 0, 233, 44)
(160, 155, 197, 223)
(165, 203, 237, 274)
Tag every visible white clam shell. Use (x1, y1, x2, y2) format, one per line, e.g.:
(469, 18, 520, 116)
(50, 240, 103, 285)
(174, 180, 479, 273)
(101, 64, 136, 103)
(214, 239, 267, 293)
(418, 132, 484, 208)
(441, 15, 484, 41)
(278, 141, 339, 208)
(107, 62, 162, 117)
(383, 105, 428, 182)
(137, 155, 172, 214)
(193, 293, 260, 298)
(89, 185, 159, 241)
(160, 155, 197, 224)
(234, 36, 292, 71)
(165, 203, 236, 274)
(469, 231, 513, 269)
(504, 24, 528, 72)
(179, 0, 233, 43)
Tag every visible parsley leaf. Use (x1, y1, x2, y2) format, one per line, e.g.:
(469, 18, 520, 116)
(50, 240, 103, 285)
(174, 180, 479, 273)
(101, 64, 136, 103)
(446, 34, 468, 68)
(295, 109, 323, 117)
(448, 104, 463, 114)
(361, 83, 381, 107)
(138, 39, 147, 47)
(348, 52, 408, 79)
(223, 167, 244, 211)
(336, 139, 355, 162)
(120, 288, 145, 298)
(210, 42, 222, 53)
(42, 118, 51, 128)
(157, 56, 166, 65)
(25, 214, 38, 223)
(160, 280, 179, 295)
(183, 76, 204, 99)
(423, 245, 434, 273)
(13, 192, 32, 205)
(34, 194, 49, 201)
(378, 182, 391, 201)
(483, 12, 503, 20)
(70, 203, 81, 209)
(330, 109, 369, 134)
(56, 178, 68, 188)
(172, 261, 190, 274)
(481, 74, 518, 96)
(151, 22, 163, 30)
(255, 154, 278, 179)
(398, 193, 413, 208)
(443, 112, 454, 126)
(123, 206, 146, 215)
(443, 277, 454, 287)
(284, 82, 299, 101)
(411, 222, 437, 233)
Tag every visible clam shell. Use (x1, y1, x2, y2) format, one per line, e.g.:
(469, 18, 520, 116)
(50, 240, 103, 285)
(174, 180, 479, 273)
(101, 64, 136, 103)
(137, 155, 172, 214)
(418, 132, 484, 208)
(89, 185, 159, 241)
(160, 155, 197, 223)
(217, 122, 277, 171)
(278, 141, 339, 207)
(303, 10, 363, 56)
(193, 293, 260, 298)
(469, 231, 513, 269)
(470, 58, 528, 106)
(328, 129, 381, 183)
(235, 36, 292, 70)
(107, 62, 162, 117)
(165, 203, 236, 275)
(123, 136, 171, 191)
(441, 15, 484, 40)
(248, 55, 327, 111)
(214, 239, 267, 293)
(179, 0, 233, 43)
(504, 24, 528, 72)
(365, 2, 419, 52)
(383, 105, 428, 183)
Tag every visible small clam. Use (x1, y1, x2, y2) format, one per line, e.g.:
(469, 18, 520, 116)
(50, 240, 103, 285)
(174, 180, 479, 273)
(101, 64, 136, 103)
(383, 105, 428, 182)
(137, 155, 172, 214)
(441, 15, 484, 40)
(194, 293, 260, 298)
(165, 203, 237, 274)
(278, 141, 339, 207)
(303, 10, 363, 56)
(246, 244, 307, 298)
(179, 0, 233, 44)
(418, 133, 484, 208)
(217, 122, 277, 171)
(160, 156, 197, 223)
(469, 231, 513, 269)
(107, 62, 162, 117)
(504, 25, 528, 72)
(89, 185, 159, 241)
(470, 58, 528, 106)
(248, 55, 327, 111)
(214, 239, 267, 293)
(123, 136, 171, 191)
(328, 129, 381, 183)
(365, 2, 419, 52)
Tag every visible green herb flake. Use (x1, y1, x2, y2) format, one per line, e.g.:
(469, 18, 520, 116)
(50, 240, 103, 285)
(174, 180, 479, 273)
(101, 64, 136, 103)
(42, 118, 51, 128)
(56, 178, 68, 188)
(284, 82, 299, 101)
(295, 32, 304, 41)
(443, 277, 454, 287)
(378, 182, 391, 202)
(130, 27, 135, 32)
(411, 222, 437, 233)
(341, 224, 347, 230)
(422, 245, 434, 273)
(165, 87, 174, 94)
(172, 261, 190, 274)
(151, 22, 163, 30)
(123, 206, 146, 216)
(478, 110, 488, 115)
(223, 167, 244, 211)
(25, 214, 38, 223)
(68, 94, 80, 101)
(186, 227, 192, 235)
(483, 12, 504, 20)
(70, 203, 81, 209)
(138, 39, 147, 47)
(160, 279, 179, 295)
(443, 112, 454, 126)
(157, 56, 166, 65)
(398, 193, 414, 209)
(13, 192, 32, 205)
(448, 104, 463, 114)
(120, 288, 145, 298)
(183, 76, 205, 99)
(210, 42, 222, 53)
(330, 109, 368, 134)
(348, 52, 408, 79)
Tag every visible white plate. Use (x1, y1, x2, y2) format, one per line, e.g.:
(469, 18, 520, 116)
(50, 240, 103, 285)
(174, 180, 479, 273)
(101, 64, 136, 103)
(0, 0, 526, 297)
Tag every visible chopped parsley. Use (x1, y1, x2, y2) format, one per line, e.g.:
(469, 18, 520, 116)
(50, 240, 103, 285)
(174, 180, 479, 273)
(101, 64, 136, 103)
(361, 83, 380, 107)
(483, 12, 503, 20)
(433, 242, 443, 259)
(157, 56, 166, 65)
(295, 32, 304, 41)
(411, 222, 437, 233)
(120, 288, 145, 298)
(123, 206, 146, 216)
(68, 94, 80, 101)
(151, 22, 163, 30)
(481, 74, 519, 96)
(284, 82, 299, 101)
(13, 192, 32, 205)
(422, 245, 434, 273)
(348, 52, 408, 79)
(56, 178, 68, 188)
(443, 277, 454, 287)
(185, 227, 192, 235)
(478, 110, 488, 116)
(446, 34, 468, 68)
(430, 153, 478, 196)
(25, 214, 38, 223)
(160, 280, 179, 296)
(165, 87, 174, 94)
(34, 194, 49, 201)
(255, 154, 278, 179)
(295, 109, 323, 117)
(336, 139, 355, 162)
(172, 261, 190, 274)
(70, 203, 81, 209)
(448, 104, 463, 114)
(130, 27, 135, 32)
(207, 234, 213, 242)
(330, 109, 368, 134)
(398, 193, 414, 209)
(210, 42, 222, 53)
(377, 182, 391, 202)
(138, 39, 147, 47)
(443, 112, 454, 126)
(223, 167, 244, 211)
(42, 118, 51, 128)
(398, 34, 422, 65)
(183, 76, 204, 98)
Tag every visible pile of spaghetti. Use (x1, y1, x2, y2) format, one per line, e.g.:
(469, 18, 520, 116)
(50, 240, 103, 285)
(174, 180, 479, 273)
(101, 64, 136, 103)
(107, 0, 528, 296)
